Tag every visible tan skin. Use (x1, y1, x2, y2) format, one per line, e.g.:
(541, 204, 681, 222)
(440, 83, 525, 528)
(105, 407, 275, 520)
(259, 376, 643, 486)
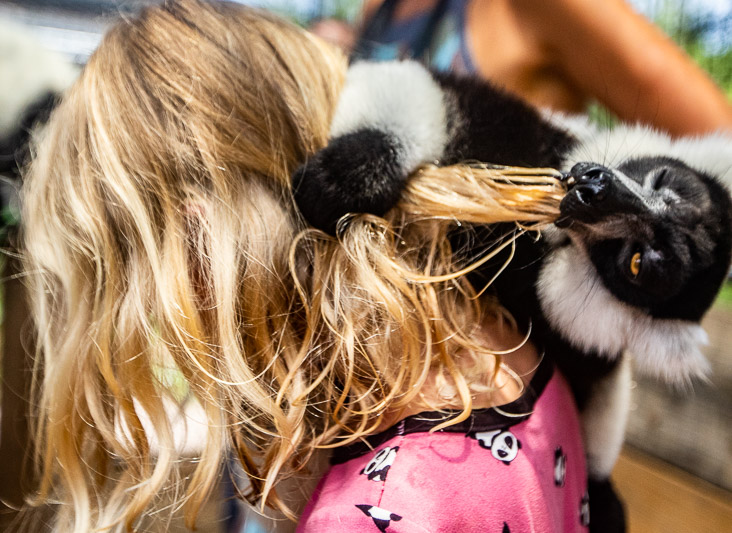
(362, 0, 732, 136)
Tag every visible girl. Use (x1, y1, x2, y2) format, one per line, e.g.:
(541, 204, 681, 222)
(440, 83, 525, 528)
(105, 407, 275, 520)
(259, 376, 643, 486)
(23, 1, 582, 531)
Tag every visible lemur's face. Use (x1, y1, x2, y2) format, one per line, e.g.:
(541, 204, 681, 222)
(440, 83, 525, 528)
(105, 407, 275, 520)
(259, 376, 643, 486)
(556, 157, 732, 321)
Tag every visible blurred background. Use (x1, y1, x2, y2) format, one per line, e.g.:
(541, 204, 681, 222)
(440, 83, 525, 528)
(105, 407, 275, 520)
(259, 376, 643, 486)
(0, 1, 730, 532)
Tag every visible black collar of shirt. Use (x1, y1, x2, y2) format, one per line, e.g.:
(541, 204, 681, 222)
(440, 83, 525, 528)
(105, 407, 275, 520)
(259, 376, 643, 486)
(331, 355, 554, 464)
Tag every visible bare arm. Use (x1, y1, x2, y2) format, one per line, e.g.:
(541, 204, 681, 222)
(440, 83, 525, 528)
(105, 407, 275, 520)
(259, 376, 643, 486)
(521, 0, 732, 136)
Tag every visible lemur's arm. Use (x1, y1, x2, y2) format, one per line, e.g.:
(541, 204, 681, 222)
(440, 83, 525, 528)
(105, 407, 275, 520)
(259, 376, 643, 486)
(292, 61, 575, 234)
(292, 61, 446, 234)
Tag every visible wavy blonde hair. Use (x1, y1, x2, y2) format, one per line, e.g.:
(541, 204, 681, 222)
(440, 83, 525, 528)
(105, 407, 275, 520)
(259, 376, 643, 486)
(22, 1, 564, 530)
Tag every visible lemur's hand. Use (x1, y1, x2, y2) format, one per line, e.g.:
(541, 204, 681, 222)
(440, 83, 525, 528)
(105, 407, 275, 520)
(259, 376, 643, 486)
(292, 129, 408, 235)
(292, 60, 450, 235)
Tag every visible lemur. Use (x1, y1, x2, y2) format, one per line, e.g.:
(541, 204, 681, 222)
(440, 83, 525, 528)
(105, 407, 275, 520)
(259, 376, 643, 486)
(292, 60, 732, 532)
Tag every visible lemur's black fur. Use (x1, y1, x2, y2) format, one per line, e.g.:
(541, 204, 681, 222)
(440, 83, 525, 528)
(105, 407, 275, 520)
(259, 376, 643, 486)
(291, 61, 732, 533)
(293, 128, 406, 235)
(435, 73, 577, 169)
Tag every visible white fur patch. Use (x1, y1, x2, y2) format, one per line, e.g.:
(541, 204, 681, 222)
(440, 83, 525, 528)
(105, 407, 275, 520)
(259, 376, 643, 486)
(537, 244, 710, 383)
(582, 356, 632, 479)
(0, 19, 78, 135)
(545, 112, 732, 188)
(330, 60, 449, 171)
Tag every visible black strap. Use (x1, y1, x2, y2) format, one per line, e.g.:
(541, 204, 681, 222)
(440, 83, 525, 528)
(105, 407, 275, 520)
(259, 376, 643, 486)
(353, 0, 400, 61)
(411, 0, 451, 60)
(352, 0, 451, 63)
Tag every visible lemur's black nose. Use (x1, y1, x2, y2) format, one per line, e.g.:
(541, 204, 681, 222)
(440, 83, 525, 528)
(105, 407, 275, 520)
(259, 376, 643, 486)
(556, 163, 614, 227)
(567, 163, 611, 204)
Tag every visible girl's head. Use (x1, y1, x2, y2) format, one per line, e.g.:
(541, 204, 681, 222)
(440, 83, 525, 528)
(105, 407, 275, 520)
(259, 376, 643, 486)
(23, 0, 561, 529)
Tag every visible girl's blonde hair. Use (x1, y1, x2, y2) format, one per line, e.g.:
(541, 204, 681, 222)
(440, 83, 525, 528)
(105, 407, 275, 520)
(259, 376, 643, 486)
(22, 0, 564, 530)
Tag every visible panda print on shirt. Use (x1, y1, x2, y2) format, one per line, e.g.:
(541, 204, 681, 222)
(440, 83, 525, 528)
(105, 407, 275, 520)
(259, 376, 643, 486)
(470, 428, 522, 465)
(554, 446, 567, 487)
(580, 491, 591, 527)
(356, 504, 403, 532)
(360, 446, 400, 482)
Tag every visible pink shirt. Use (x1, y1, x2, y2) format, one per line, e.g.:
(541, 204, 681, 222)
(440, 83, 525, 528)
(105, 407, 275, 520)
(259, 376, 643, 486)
(298, 362, 589, 533)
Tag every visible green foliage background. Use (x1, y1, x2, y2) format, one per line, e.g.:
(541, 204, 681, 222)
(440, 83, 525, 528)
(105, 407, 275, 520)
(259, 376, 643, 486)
(649, 0, 732, 97)
(591, 1, 732, 125)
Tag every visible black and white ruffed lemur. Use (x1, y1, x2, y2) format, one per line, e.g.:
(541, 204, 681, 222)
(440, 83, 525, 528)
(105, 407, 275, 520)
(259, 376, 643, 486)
(291, 60, 732, 533)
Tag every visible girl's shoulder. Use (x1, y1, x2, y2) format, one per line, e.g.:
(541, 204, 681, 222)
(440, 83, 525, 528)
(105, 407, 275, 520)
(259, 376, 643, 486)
(297, 362, 590, 532)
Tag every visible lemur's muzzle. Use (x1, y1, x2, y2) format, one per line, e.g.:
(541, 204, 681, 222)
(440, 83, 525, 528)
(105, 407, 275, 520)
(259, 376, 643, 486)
(556, 163, 640, 228)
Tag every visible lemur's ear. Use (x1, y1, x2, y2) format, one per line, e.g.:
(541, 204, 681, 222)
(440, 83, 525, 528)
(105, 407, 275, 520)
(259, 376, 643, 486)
(292, 60, 449, 235)
(292, 129, 407, 235)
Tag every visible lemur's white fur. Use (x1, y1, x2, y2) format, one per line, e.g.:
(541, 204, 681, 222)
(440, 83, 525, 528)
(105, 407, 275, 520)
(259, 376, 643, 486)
(582, 356, 632, 479)
(0, 19, 78, 136)
(537, 242, 710, 383)
(330, 61, 449, 173)
(547, 112, 732, 187)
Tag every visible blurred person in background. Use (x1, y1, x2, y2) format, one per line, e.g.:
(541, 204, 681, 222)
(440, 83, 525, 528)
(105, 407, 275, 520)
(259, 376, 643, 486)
(350, 0, 732, 136)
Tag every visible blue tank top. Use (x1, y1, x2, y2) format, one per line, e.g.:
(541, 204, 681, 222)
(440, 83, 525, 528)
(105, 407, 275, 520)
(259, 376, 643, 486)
(353, 0, 478, 74)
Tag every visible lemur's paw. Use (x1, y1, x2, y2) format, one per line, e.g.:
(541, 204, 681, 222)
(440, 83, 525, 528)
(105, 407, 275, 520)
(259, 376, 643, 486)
(587, 478, 626, 533)
(292, 128, 407, 235)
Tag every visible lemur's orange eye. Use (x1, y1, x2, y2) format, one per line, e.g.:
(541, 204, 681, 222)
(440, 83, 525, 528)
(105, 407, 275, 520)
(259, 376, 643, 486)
(630, 252, 642, 277)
